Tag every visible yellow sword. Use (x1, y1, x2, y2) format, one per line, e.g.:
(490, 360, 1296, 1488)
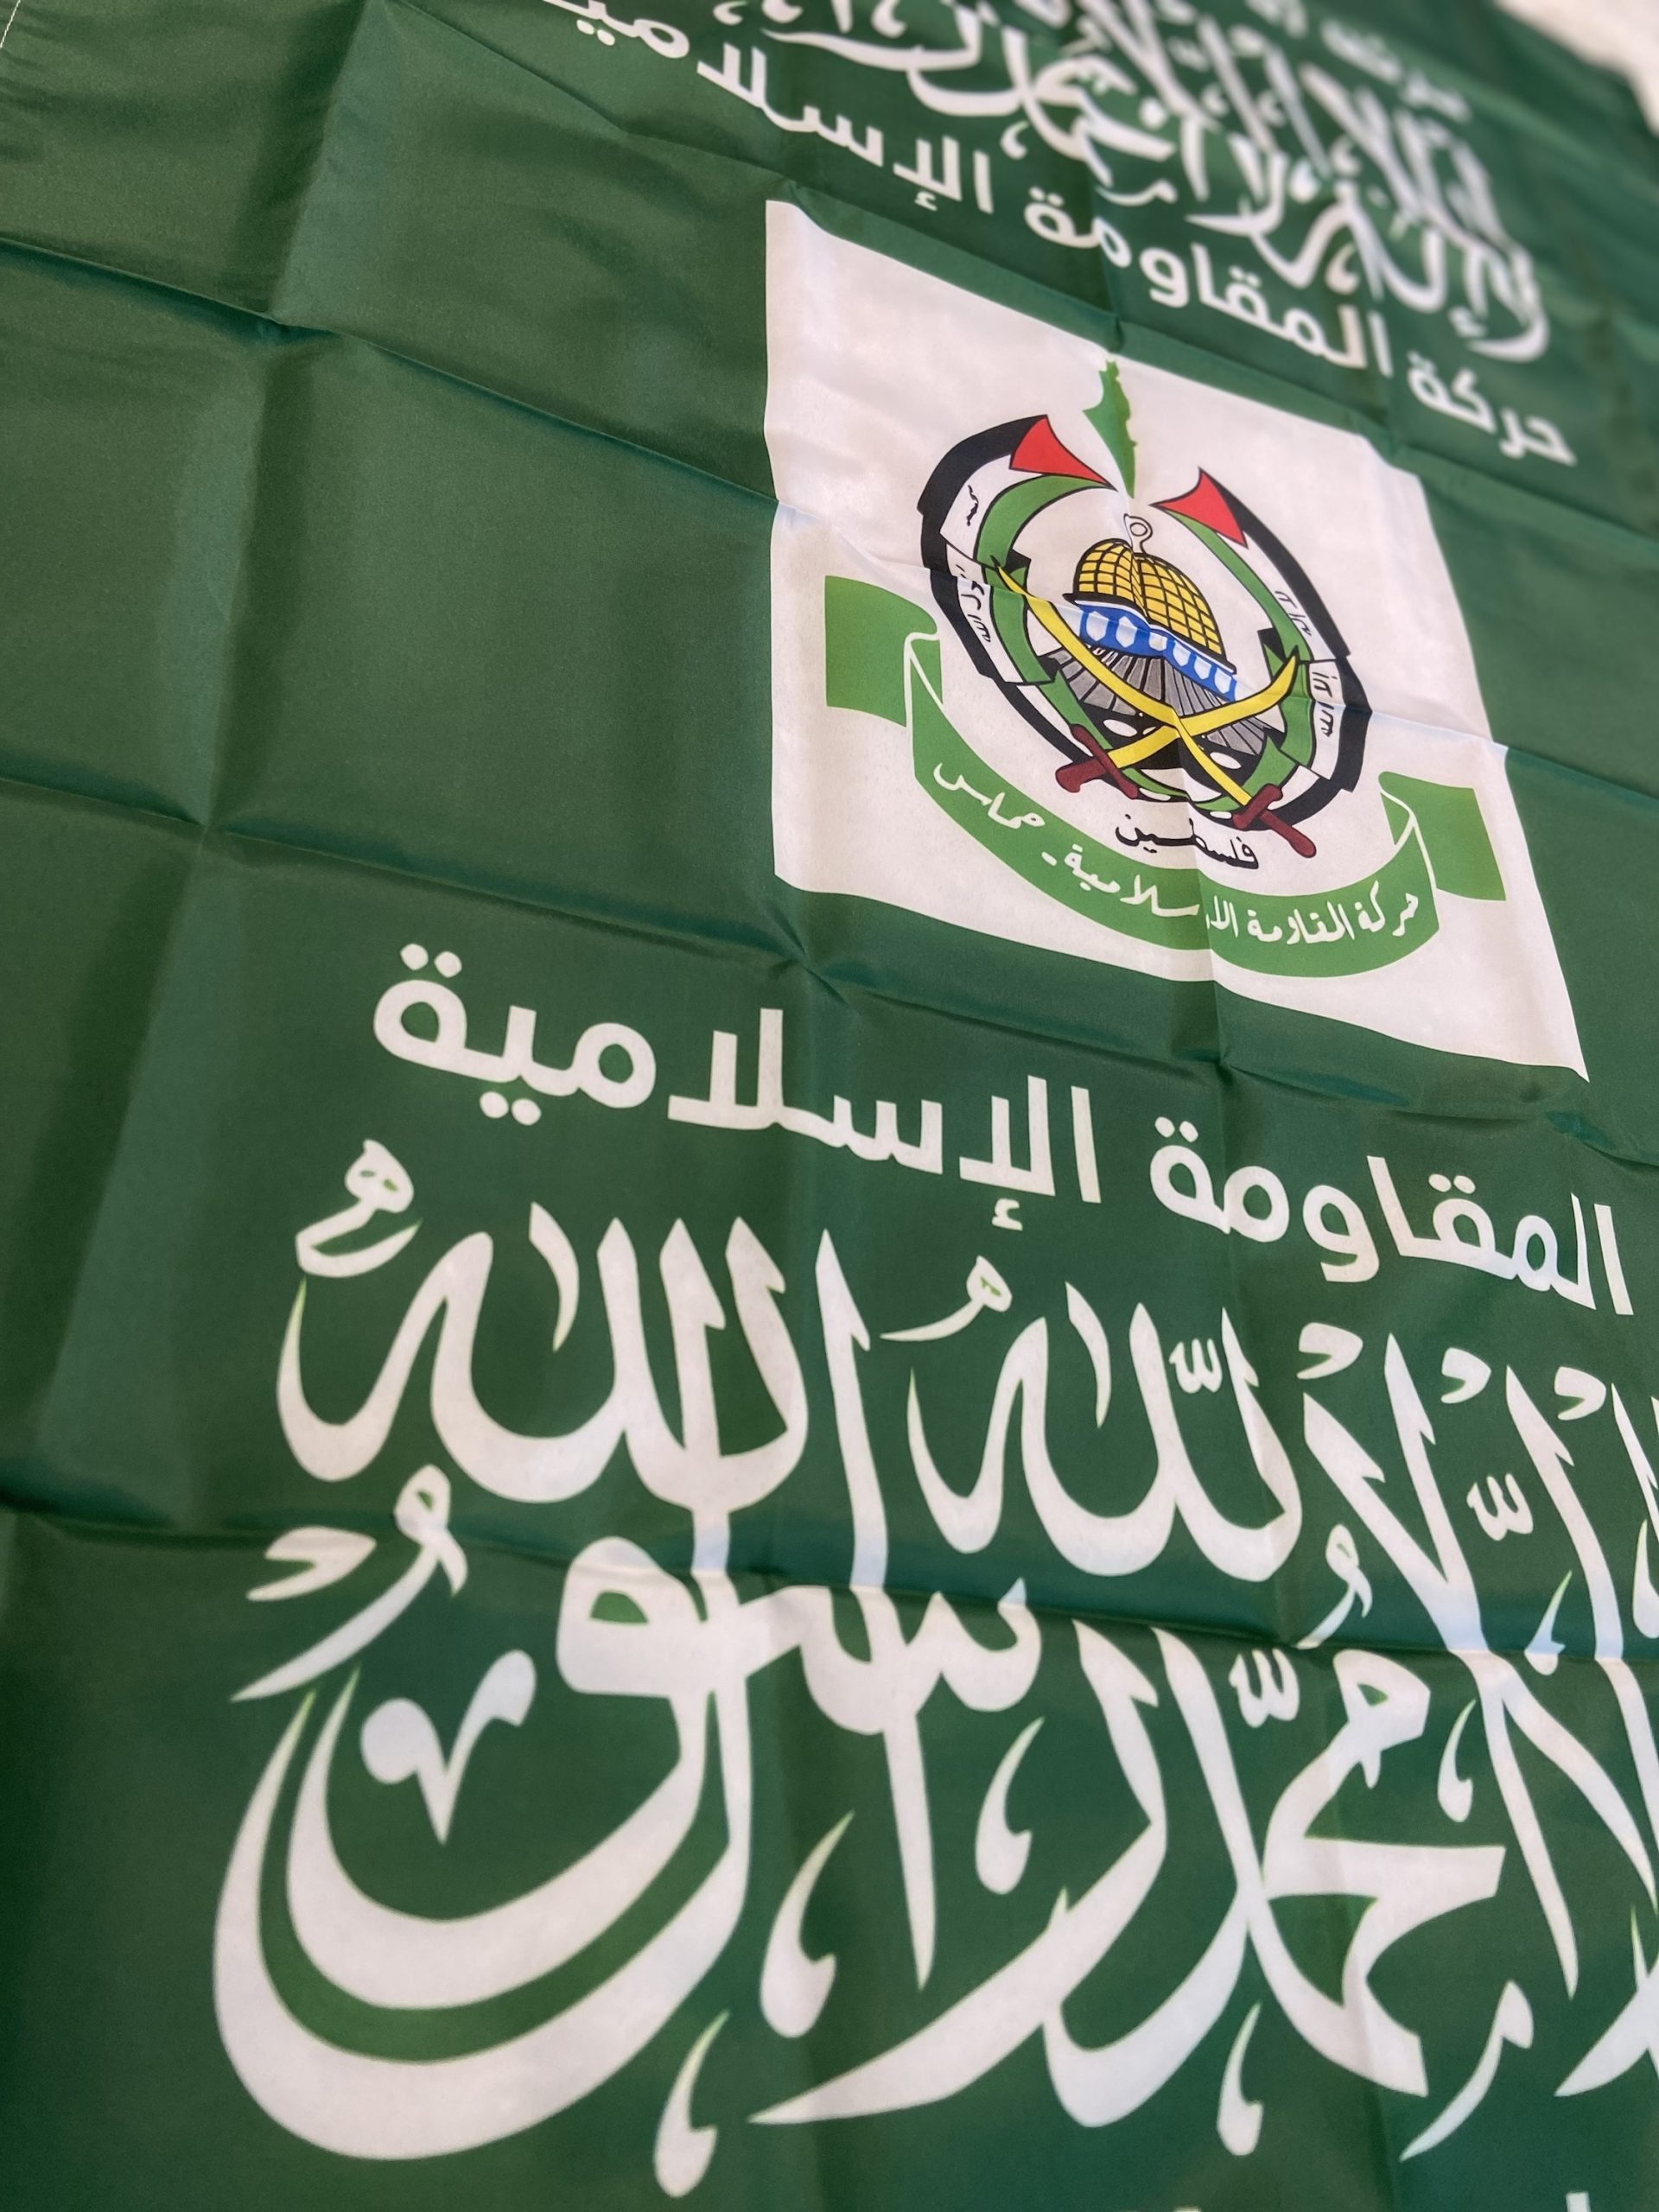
(995, 566, 1301, 808)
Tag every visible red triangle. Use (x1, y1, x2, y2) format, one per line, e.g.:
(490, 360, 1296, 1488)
(1155, 470, 1246, 545)
(1010, 418, 1103, 482)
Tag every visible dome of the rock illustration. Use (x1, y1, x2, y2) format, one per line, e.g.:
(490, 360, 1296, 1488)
(1071, 535, 1225, 660)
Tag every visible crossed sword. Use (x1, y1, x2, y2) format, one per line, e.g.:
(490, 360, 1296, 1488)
(996, 567, 1315, 857)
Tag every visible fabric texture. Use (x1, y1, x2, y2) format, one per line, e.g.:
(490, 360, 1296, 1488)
(3, 1, 1659, 2204)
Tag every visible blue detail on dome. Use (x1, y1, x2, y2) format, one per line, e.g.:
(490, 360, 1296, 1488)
(1073, 601, 1240, 701)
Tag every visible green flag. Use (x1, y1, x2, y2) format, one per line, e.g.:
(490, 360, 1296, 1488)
(3, 1, 1659, 2206)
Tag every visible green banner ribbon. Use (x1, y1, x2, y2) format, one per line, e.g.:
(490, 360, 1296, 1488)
(824, 578, 1505, 978)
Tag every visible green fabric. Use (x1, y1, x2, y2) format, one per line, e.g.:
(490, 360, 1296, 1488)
(3, 1, 1659, 2207)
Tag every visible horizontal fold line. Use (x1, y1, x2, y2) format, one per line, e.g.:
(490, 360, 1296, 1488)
(6, 768, 1659, 1160)
(5, 72, 1659, 552)
(0, 230, 774, 512)
(0, 1481, 1643, 1678)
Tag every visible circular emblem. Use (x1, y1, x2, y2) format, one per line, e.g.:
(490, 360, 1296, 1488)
(919, 415, 1370, 864)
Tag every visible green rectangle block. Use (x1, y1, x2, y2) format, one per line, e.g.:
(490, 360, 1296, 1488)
(823, 575, 935, 723)
(1378, 772, 1505, 899)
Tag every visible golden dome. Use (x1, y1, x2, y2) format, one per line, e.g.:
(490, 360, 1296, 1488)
(1071, 537, 1224, 659)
